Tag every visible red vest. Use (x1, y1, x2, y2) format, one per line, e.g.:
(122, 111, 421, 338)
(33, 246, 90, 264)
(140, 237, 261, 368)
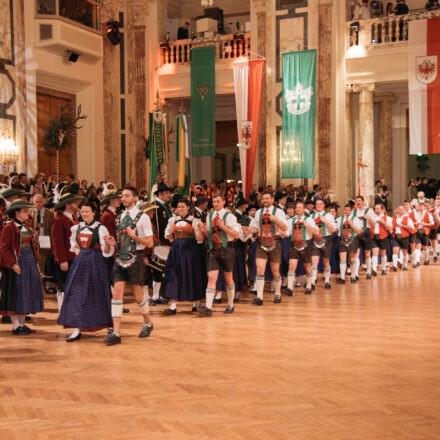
(370, 214, 389, 239)
(408, 211, 417, 235)
(392, 216, 409, 238)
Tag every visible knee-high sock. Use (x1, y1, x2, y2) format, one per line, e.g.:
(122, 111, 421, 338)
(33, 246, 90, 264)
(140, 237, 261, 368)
(365, 257, 371, 274)
(193, 300, 200, 308)
(354, 258, 360, 276)
(311, 266, 318, 284)
(381, 255, 387, 271)
(392, 254, 398, 268)
(142, 285, 150, 300)
(215, 291, 222, 300)
(138, 295, 149, 315)
(205, 288, 215, 309)
(306, 272, 313, 289)
(256, 275, 265, 300)
(350, 261, 356, 280)
(18, 315, 25, 326)
(111, 299, 123, 318)
(287, 271, 296, 290)
(324, 268, 331, 284)
(372, 255, 378, 272)
(152, 281, 161, 300)
(403, 253, 408, 267)
(340, 261, 347, 280)
(11, 315, 20, 330)
(273, 276, 282, 298)
(398, 250, 404, 264)
(169, 301, 177, 311)
(69, 328, 80, 339)
(415, 248, 421, 263)
(57, 291, 64, 313)
(226, 285, 235, 307)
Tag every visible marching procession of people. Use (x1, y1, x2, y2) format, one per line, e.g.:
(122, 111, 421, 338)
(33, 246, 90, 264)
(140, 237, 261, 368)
(0, 173, 439, 346)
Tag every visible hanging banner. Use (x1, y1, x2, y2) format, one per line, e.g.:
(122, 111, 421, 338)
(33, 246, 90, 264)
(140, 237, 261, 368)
(191, 46, 216, 157)
(176, 114, 191, 196)
(152, 111, 165, 165)
(281, 49, 317, 178)
(408, 17, 440, 155)
(233, 58, 264, 199)
(147, 112, 157, 200)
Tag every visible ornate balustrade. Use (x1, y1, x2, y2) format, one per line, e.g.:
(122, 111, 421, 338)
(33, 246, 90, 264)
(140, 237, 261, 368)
(347, 9, 440, 48)
(160, 33, 251, 66)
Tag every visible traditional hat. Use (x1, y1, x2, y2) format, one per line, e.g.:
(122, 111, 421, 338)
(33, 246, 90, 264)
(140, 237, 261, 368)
(139, 201, 159, 213)
(1, 187, 28, 199)
(4, 200, 35, 216)
(275, 191, 287, 202)
(54, 192, 84, 211)
(154, 182, 171, 195)
(101, 182, 121, 206)
(235, 197, 249, 208)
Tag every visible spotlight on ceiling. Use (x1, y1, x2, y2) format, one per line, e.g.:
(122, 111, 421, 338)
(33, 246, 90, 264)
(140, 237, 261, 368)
(66, 50, 80, 62)
(106, 20, 122, 46)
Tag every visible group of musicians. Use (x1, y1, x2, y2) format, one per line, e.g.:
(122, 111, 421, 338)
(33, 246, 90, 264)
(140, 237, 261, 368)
(0, 182, 438, 346)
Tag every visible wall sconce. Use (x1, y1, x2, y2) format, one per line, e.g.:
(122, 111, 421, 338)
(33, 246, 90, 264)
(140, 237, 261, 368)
(0, 136, 19, 164)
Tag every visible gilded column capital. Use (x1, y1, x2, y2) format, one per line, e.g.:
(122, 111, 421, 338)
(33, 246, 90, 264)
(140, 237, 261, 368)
(352, 83, 375, 94)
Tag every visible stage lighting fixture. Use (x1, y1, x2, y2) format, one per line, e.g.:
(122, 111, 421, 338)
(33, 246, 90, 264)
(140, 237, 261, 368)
(106, 20, 122, 46)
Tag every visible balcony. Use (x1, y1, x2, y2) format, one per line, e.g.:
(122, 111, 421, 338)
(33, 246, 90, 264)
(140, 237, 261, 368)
(160, 33, 251, 67)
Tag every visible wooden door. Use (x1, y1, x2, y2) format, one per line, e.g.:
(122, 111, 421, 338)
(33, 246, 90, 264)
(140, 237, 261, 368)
(37, 88, 76, 180)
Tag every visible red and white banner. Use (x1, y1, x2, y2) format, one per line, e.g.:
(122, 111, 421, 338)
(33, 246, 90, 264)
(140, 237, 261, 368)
(408, 17, 440, 155)
(233, 59, 264, 199)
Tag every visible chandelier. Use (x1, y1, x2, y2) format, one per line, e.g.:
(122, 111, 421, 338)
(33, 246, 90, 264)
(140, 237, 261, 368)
(0, 136, 18, 164)
(201, 0, 213, 7)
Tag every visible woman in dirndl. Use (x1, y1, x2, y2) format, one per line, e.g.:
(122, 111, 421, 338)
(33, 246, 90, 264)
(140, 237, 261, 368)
(58, 201, 114, 342)
(162, 198, 204, 315)
(0, 200, 44, 335)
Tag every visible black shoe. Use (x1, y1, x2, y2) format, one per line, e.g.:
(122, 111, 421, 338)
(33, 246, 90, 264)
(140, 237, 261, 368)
(325, 282, 331, 289)
(213, 298, 222, 304)
(311, 284, 316, 291)
(305, 289, 312, 295)
(417, 262, 420, 267)
(391, 266, 397, 272)
(162, 308, 176, 316)
(107, 327, 113, 334)
(66, 332, 81, 342)
(104, 333, 121, 346)
(12, 326, 27, 335)
(156, 297, 169, 305)
(123, 308, 130, 314)
(397, 262, 402, 269)
(191, 306, 198, 312)
(372, 270, 377, 277)
(366, 273, 371, 280)
(424, 260, 429, 266)
(148, 299, 157, 306)
(233, 297, 240, 303)
(355, 276, 359, 281)
(336, 278, 345, 284)
(412, 263, 417, 268)
(382, 269, 386, 275)
(224, 305, 234, 314)
(139, 323, 154, 338)
(434, 256, 438, 263)
(252, 298, 263, 306)
(350, 277, 357, 283)
(281, 286, 289, 293)
(22, 325, 36, 335)
(403, 266, 408, 271)
(2, 316, 12, 323)
(274, 296, 282, 304)
(285, 288, 293, 296)
(198, 307, 213, 317)
(46, 287, 57, 294)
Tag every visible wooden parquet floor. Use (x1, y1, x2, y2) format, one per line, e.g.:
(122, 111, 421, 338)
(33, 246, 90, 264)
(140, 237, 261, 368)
(1, 266, 440, 440)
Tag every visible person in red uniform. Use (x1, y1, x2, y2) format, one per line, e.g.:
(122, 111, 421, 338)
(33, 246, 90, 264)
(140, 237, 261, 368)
(51, 191, 83, 312)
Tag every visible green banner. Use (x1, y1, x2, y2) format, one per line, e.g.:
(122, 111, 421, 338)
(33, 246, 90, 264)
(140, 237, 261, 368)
(281, 49, 316, 178)
(191, 46, 216, 157)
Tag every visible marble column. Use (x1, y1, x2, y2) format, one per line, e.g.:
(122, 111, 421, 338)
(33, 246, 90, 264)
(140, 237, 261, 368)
(375, 93, 395, 207)
(355, 83, 375, 205)
(345, 86, 354, 198)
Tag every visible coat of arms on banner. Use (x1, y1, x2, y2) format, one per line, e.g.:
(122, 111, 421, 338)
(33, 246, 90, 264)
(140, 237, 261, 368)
(239, 121, 252, 149)
(196, 84, 210, 102)
(416, 55, 438, 84)
(285, 83, 314, 115)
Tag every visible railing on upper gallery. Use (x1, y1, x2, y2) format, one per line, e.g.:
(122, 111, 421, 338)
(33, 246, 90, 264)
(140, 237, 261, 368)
(160, 33, 251, 66)
(347, 9, 440, 48)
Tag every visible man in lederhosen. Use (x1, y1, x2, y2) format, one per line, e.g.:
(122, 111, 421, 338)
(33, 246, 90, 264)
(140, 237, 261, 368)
(391, 205, 414, 271)
(198, 194, 242, 316)
(370, 202, 393, 276)
(150, 182, 173, 305)
(336, 204, 362, 284)
(309, 198, 337, 290)
(249, 191, 288, 305)
(286, 201, 319, 295)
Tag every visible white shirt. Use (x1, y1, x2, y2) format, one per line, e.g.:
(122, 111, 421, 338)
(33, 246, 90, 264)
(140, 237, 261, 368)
(165, 215, 203, 243)
(393, 215, 414, 234)
(250, 205, 288, 236)
(70, 221, 114, 257)
(351, 207, 375, 230)
(310, 210, 336, 237)
(413, 210, 434, 229)
(119, 206, 153, 250)
(207, 208, 242, 242)
(372, 214, 393, 235)
(286, 215, 318, 240)
(336, 215, 363, 237)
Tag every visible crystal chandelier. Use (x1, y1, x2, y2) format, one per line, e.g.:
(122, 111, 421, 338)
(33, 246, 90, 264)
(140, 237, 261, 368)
(201, 0, 213, 7)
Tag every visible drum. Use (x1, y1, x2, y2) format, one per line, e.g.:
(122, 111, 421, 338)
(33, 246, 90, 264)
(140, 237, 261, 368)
(150, 246, 170, 272)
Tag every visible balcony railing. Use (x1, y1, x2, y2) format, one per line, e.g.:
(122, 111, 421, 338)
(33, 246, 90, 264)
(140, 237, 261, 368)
(347, 9, 440, 48)
(160, 33, 251, 66)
